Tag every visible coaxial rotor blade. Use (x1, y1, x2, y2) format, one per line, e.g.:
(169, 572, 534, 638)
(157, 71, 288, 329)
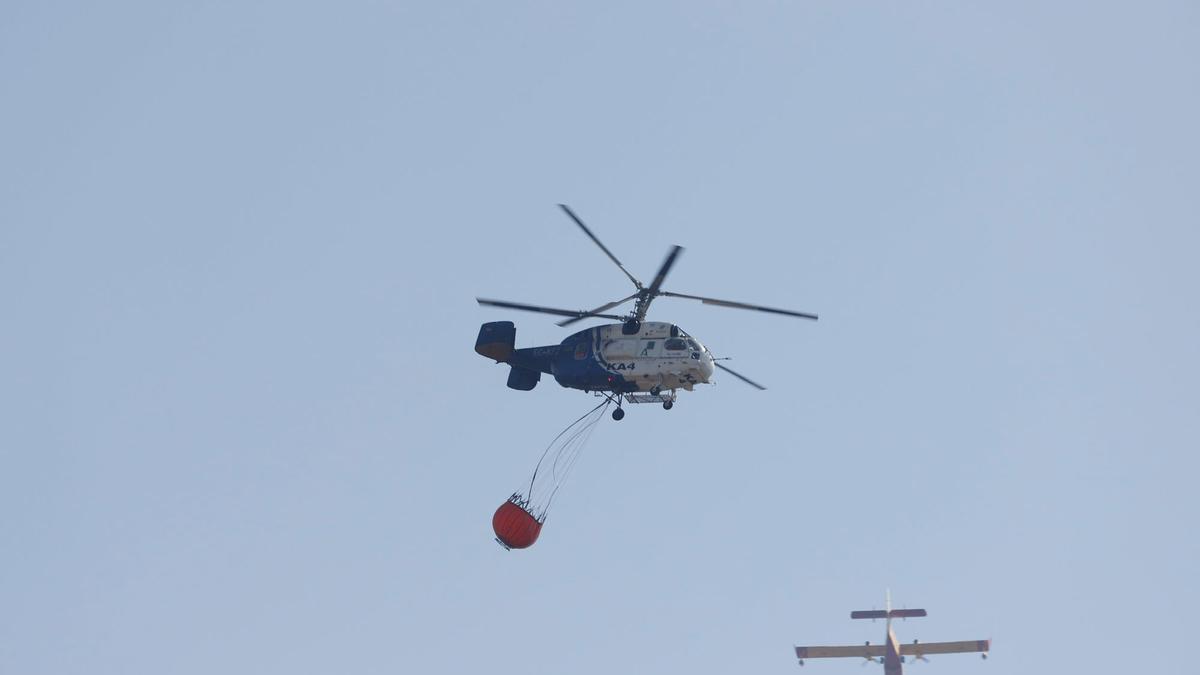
(628, 244, 684, 321)
(646, 245, 684, 297)
(477, 298, 626, 321)
(558, 204, 643, 289)
(660, 291, 818, 320)
(557, 293, 639, 327)
(715, 362, 767, 390)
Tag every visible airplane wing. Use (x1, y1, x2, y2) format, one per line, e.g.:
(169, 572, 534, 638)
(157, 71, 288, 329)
(795, 644, 886, 659)
(901, 639, 990, 656)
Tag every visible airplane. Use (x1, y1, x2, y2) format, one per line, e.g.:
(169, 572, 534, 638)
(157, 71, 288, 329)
(475, 204, 818, 420)
(793, 592, 989, 674)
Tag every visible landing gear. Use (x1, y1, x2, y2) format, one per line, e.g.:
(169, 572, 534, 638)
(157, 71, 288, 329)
(598, 389, 673, 415)
(600, 391, 626, 420)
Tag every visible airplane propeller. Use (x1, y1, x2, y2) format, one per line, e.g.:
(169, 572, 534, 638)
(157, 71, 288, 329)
(859, 641, 877, 666)
(911, 639, 929, 663)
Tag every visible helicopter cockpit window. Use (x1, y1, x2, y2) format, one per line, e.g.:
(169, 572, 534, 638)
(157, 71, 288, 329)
(686, 339, 700, 351)
(664, 338, 688, 351)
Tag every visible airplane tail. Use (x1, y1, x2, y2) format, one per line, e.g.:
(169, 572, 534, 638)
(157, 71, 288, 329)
(850, 609, 927, 620)
(852, 590, 926, 621)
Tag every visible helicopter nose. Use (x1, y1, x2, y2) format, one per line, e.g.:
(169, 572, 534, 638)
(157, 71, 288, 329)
(699, 352, 715, 381)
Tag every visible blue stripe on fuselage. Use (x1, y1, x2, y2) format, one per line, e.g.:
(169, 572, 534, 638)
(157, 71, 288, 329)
(551, 327, 634, 393)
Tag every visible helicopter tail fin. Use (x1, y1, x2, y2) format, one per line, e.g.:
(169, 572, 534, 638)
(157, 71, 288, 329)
(476, 321, 516, 362)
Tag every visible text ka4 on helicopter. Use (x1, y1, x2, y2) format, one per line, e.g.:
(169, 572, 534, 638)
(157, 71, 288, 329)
(475, 204, 818, 421)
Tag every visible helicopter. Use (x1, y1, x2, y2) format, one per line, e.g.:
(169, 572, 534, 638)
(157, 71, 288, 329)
(475, 204, 818, 420)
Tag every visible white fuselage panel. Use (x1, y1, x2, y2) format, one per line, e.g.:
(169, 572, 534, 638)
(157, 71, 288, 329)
(594, 322, 715, 392)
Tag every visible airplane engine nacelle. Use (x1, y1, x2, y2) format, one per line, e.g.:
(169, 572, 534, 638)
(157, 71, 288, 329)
(507, 366, 541, 391)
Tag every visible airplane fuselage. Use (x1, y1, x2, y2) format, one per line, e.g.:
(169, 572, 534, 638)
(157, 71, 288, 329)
(884, 621, 903, 675)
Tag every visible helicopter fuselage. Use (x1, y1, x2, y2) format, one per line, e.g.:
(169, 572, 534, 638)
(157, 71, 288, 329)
(478, 321, 715, 394)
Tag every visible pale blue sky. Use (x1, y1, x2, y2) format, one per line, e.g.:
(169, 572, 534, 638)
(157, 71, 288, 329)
(2, 2, 1198, 674)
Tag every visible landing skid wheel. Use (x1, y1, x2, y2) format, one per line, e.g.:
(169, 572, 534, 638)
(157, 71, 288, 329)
(662, 400, 673, 410)
(612, 408, 625, 421)
(650, 386, 662, 396)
